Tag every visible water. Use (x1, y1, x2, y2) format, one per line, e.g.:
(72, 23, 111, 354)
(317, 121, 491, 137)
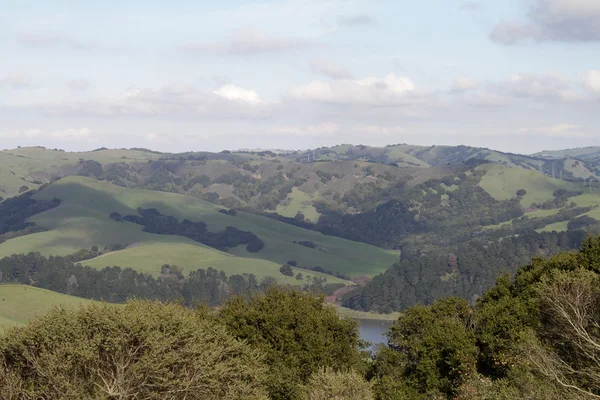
(357, 319, 393, 348)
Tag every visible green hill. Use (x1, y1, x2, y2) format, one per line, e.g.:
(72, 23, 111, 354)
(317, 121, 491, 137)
(0, 146, 162, 199)
(0, 285, 94, 329)
(0, 176, 397, 280)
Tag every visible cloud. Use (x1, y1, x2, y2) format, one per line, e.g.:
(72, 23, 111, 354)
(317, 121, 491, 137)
(337, 13, 375, 26)
(287, 73, 425, 106)
(490, 0, 600, 44)
(519, 123, 589, 138)
(351, 125, 404, 136)
(498, 73, 580, 101)
(310, 59, 353, 79)
(213, 84, 261, 105)
(19, 83, 271, 120)
(271, 122, 340, 137)
(66, 78, 90, 92)
(180, 28, 311, 55)
(17, 32, 96, 50)
(450, 76, 479, 93)
(0, 129, 42, 139)
(0, 72, 33, 89)
(52, 128, 93, 140)
(582, 70, 600, 94)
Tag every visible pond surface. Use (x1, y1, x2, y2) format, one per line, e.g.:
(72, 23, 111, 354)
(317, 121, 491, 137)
(357, 319, 393, 348)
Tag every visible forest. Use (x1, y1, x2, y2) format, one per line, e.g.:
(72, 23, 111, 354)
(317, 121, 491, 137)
(4, 236, 600, 399)
(0, 251, 342, 306)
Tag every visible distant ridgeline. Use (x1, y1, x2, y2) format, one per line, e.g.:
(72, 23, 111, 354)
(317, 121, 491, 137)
(0, 252, 341, 306)
(0, 190, 60, 243)
(110, 207, 265, 252)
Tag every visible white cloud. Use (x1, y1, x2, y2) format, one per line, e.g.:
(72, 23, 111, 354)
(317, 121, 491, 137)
(352, 125, 404, 136)
(213, 84, 261, 105)
(450, 76, 478, 93)
(490, 0, 600, 44)
(180, 28, 311, 55)
(0, 72, 33, 89)
(66, 78, 90, 92)
(310, 59, 353, 80)
(519, 123, 589, 138)
(288, 73, 422, 105)
(490, 73, 581, 102)
(271, 122, 340, 137)
(0, 129, 42, 139)
(582, 70, 600, 94)
(18, 83, 271, 120)
(52, 128, 93, 140)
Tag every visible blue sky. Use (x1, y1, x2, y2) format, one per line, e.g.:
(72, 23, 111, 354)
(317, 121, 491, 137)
(1, 0, 600, 153)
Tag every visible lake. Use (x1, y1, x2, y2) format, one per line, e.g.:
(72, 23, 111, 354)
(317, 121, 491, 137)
(357, 319, 393, 348)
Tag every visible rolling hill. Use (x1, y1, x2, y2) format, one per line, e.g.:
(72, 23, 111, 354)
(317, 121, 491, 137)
(0, 285, 94, 329)
(0, 176, 397, 282)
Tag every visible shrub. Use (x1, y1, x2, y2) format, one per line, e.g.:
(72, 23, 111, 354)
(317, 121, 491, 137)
(280, 264, 294, 276)
(0, 301, 267, 400)
(220, 287, 363, 400)
(300, 368, 373, 400)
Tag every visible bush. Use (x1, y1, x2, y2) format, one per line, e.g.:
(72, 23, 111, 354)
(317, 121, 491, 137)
(220, 288, 363, 400)
(0, 301, 268, 400)
(300, 368, 373, 400)
(280, 264, 294, 276)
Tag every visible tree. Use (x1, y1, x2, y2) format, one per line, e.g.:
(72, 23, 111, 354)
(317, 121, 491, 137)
(516, 189, 527, 197)
(18, 186, 29, 193)
(300, 368, 373, 400)
(524, 268, 600, 399)
(373, 297, 478, 398)
(279, 264, 294, 277)
(220, 287, 363, 400)
(296, 272, 303, 280)
(0, 301, 267, 399)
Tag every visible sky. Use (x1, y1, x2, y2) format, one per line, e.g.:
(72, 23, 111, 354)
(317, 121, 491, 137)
(1, 0, 600, 154)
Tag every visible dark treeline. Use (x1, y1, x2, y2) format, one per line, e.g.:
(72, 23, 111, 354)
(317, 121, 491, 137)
(0, 253, 262, 306)
(112, 207, 265, 252)
(0, 252, 342, 307)
(344, 229, 589, 312)
(0, 190, 60, 235)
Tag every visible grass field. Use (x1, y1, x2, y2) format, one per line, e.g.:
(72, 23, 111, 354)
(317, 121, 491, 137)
(0, 176, 398, 279)
(477, 164, 579, 206)
(276, 188, 321, 222)
(0, 285, 94, 329)
(84, 242, 349, 285)
(0, 147, 162, 198)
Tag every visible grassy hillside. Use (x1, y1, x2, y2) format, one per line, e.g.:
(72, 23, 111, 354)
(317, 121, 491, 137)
(0, 285, 94, 329)
(0, 176, 397, 279)
(0, 146, 161, 198)
(477, 164, 580, 206)
(84, 242, 349, 285)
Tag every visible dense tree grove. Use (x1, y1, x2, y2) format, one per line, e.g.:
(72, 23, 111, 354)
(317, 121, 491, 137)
(116, 207, 265, 252)
(0, 252, 344, 308)
(220, 288, 364, 399)
(366, 235, 600, 399)
(0, 191, 60, 235)
(344, 229, 589, 312)
(0, 253, 263, 306)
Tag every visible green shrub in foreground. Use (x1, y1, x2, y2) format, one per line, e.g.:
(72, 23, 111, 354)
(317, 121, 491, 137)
(0, 301, 268, 400)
